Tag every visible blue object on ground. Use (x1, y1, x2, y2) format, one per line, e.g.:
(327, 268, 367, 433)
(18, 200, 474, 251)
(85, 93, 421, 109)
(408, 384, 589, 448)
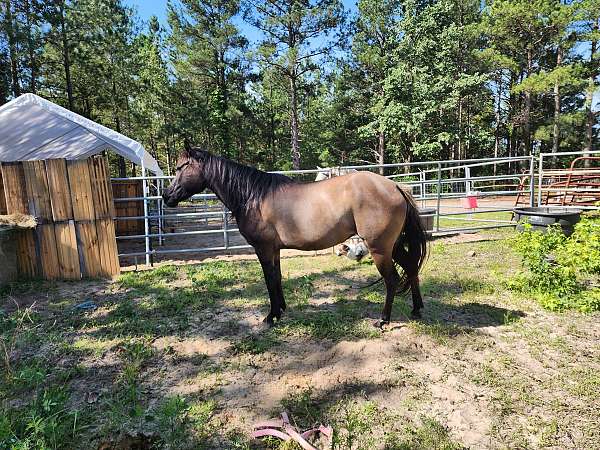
(74, 300, 97, 310)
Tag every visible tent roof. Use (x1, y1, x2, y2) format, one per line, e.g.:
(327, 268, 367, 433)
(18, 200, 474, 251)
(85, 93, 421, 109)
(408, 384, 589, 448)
(0, 93, 163, 175)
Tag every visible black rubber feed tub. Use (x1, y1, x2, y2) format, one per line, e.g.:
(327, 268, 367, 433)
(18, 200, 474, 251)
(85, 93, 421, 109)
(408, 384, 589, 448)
(418, 207, 437, 233)
(513, 207, 582, 236)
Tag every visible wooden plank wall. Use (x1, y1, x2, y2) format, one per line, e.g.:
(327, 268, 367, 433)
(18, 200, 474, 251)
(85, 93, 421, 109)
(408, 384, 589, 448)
(112, 180, 144, 236)
(0, 171, 7, 215)
(23, 160, 60, 279)
(0, 156, 120, 280)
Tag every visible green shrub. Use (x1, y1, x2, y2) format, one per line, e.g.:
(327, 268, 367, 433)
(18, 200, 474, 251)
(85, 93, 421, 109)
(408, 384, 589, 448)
(511, 217, 600, 313)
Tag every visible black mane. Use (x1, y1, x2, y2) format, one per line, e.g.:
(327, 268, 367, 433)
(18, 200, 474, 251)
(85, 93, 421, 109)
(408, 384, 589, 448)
(189, 148, 296, 215)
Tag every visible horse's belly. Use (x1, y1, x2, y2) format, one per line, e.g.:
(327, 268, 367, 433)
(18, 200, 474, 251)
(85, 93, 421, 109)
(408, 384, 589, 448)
(276, 210, 355, 250)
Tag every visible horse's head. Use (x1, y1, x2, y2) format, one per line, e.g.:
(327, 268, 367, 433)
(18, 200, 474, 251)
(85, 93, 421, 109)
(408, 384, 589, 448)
(162, 146, 209, 207)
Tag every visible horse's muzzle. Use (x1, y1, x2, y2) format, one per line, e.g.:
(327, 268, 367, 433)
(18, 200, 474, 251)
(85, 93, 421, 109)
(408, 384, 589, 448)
(162, 190, 178, 207)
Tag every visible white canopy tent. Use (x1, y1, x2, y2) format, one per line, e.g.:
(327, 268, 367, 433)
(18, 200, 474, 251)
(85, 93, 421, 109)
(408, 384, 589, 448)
(0, 93, 163, 175)
(0, 93, 164, 266)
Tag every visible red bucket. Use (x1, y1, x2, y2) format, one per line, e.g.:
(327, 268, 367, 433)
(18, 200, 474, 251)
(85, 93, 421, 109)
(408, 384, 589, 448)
(462, 194, 478, 209)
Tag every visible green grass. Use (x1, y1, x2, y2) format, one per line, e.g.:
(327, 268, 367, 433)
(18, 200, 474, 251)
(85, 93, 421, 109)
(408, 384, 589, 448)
(231, 333, 280, 354)
(0, 387, 82, 450)
(386, 417, 467, 450)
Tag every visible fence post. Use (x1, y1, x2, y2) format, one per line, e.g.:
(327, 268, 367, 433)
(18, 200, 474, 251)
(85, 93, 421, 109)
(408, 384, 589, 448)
(158, 178, 165, 246)
(223, 206, 229, 249)
(465, 166, 471, 194)
(141, 163, 151, 266)
(529, 155, 535, 207)
(537, 153, 544, 207)
(420, 170, 426, 208)
(436, 162, 442, 232)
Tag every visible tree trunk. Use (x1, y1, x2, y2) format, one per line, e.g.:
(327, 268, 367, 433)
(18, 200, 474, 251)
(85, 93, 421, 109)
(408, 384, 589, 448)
(377, 130, 385, 175)
(508, 72, 517, 171)
(493, 73, 503, 176)
(552, 46, 563, 160)
(165, 133, 172, 176)
(458, 97, 463, 160)
(584, 18, 598, 168)
(524, 48, 533, 155)
(111, 80, 127, 178)
(5, 0, 20, 96)
(290, 74, 300, 170)
(59, 2, 74, 110)
(24, 0, 37, 93)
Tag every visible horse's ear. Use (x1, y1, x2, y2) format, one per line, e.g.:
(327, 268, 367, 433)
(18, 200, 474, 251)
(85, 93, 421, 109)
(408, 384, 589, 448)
(183, 138, 193, 154)
(182, 140, 208, 162)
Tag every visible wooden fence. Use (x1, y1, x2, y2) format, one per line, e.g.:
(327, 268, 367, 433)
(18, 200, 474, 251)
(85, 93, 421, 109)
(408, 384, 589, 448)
(112, 180, 144, 236)
(0, 156, 120, 280)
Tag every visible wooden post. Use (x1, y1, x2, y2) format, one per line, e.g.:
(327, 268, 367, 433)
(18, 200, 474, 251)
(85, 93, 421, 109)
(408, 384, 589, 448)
(23, 160, 59, 279)
(0, 170, 7, 215)
(67, 159, 102, 278)
(45, 159, 80, 280)
(89, 156, 120, 277)
(0, 162, 38, 278)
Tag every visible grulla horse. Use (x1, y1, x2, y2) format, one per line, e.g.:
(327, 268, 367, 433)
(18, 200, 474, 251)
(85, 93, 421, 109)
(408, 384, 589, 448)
(162, 147, 428, 326)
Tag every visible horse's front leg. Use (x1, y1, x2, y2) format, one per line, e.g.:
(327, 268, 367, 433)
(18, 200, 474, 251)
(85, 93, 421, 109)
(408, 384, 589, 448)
(256, 248, 284, 325)
(274, 253, 286, 312)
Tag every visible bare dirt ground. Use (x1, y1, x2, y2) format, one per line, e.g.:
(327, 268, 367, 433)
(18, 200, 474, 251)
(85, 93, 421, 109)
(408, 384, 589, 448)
(2, 229, 599, 449)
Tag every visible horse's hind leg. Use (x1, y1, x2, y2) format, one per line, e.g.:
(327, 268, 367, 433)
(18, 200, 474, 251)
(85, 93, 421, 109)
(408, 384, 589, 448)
(395, 247, 424, 319)
(410, 278, 424, 318)
(370, 250, 400, 327)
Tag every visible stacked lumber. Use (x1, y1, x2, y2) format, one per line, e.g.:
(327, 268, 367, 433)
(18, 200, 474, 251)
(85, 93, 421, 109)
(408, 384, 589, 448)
(0, 156, 120, 280)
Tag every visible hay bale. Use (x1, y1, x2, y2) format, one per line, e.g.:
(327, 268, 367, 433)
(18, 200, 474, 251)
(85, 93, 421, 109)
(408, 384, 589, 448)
(0, 213, 37, 229)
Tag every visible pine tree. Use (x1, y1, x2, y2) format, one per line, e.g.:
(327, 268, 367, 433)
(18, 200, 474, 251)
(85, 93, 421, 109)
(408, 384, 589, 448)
(578, 0, 600, 159)
(380, 0, 490, 162)
(352, 0, 401, 170)
(168, 0, 248, 158)
(131, 16, 172, 172)
(482, 0, 564, 155)
(243, 0, 345, 169)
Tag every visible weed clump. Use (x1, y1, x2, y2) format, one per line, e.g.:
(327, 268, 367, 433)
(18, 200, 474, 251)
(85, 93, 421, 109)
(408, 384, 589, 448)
(510, 216, 600, 312)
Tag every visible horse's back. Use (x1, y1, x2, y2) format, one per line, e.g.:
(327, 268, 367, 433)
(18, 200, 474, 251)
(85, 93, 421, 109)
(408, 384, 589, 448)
(261, 171, 406, 250)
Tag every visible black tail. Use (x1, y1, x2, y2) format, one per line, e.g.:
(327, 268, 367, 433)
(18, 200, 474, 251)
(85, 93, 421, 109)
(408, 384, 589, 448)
(393, 186, 428, 296)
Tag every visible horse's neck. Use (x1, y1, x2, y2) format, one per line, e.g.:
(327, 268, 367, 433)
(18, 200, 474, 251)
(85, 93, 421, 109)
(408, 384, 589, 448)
(204, 159, 233, 211)
(203, 156, 246, 216)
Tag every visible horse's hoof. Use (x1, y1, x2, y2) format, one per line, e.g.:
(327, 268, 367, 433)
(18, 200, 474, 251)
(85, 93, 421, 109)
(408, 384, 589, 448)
(410, 309, 422, 320)
(263, 315, 275, 326)
(373, 319, 389, 329)
(263, 310, 282, 326)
